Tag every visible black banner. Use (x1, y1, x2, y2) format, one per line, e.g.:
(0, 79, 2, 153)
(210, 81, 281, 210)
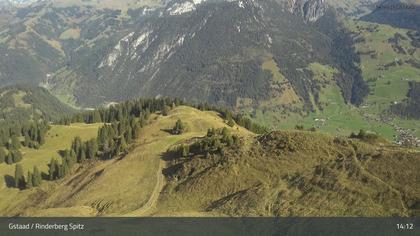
(0, 217, 419, 236)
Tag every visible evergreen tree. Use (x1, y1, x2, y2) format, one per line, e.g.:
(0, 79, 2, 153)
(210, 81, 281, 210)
(10, 135, 21, 149)
(118, 136, 127, 153)
(32, 166, 42, 187)
(26, 171, 33, 189)
(79, 149, 86, 163)
(11, 150, 22, 163)
(24, 133, 31, 147)
(38, 129, 45, 145)
(14, 164, 25, 189)
(92, 111, 102, 123)
(0, 147, 5, 164)
(6, 153, 13, 164)
(86, 139, 98, 159)
(62, 160, 69, 176)
(70, 149, 77, 165)
(48, 158, 57, 180)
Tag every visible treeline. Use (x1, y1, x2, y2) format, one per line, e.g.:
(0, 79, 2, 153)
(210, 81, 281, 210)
(9, 97, 268, 190)
(173, 127, 240, 158)
(0, 120, 49, 165)
(59, 98, 184, 125)
(13, 98, 182, 189)
(195, 103, 268, 134)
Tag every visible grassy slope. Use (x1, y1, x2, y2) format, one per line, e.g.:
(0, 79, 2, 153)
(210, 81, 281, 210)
(1, 106, 252, 216)
(346, 20, 420, 137)
(0, 123, 101, 215)
(156, 131, 420, 217)
(1, 106, 418, 217)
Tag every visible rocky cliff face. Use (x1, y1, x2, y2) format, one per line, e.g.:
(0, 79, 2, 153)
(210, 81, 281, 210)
(287, 0, 327, 22)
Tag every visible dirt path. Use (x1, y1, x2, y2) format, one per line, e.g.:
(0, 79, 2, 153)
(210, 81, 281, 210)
(124, 160, 165, 216)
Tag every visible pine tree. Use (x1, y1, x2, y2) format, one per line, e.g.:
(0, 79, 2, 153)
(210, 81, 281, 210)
(24, 133, 31, 147)
(11, 150, 22, 163)
(38, 129, 45, 145)
(26, 171, 33, 189)
(93, 111, 102, 123)
(62, 160, 69, 177)
(125, 127, 132, 144)
(0, 147, 5, 164)
(89, 139, 98, 159)
(10, 135, 21, 149)
(14, 164, 25, 189)
(79, 149, 86, 163)
(70, 149, 77, 164)
(48, 158, 57, 180)
(6, 153, 13, 164)
(118, 136, 127, 153)
(33, 166, 42, 187)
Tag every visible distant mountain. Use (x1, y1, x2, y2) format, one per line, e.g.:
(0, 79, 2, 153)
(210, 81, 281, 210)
(0, 0, 368, 110)
(0, 0, 419, 143)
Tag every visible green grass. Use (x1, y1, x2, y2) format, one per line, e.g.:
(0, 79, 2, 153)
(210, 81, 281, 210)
(0, 106, 254, 216)
(0, 123, 101, 215)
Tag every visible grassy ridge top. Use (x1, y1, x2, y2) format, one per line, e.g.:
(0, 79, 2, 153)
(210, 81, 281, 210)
(0, 106, 252, 216)
(158, 130, 420, 216)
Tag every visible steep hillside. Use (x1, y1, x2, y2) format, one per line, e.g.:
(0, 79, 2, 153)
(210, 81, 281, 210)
(1, 105, 418, 217)
(0, 0, 367, 110)
(0, 85, 75, 122)
(361, 0, 420, 30)
(156, 130, 420, 216)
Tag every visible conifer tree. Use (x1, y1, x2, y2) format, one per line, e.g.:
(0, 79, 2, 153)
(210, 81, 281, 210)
(10, 135, 21, 149)
(0, 147, 5, 164)
(62, 160, 69, 177)
(70, 149, 77, 164)
(33, 166, 42, 187)
(24, 133, 31, 147)
(125, 127, 132, 144)
(14, 164, 25, 189)
(118, 136, 127, 153)
(86, 139, 98, 159)
(93, 111, 102, 123)
(26, 171, 33, 189)
(11, 150, 22, 163)
(6, 153, 13, 164)
(48, 158, 57, 180)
